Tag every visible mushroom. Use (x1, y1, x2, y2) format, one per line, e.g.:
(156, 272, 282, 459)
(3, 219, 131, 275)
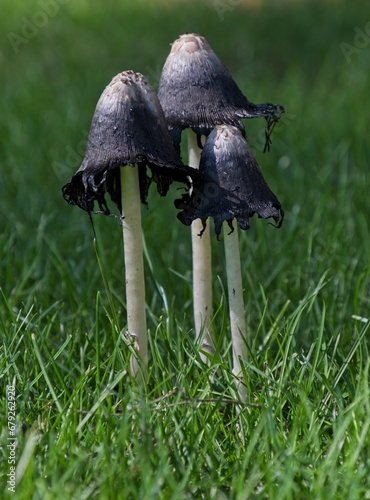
(158, 33, 284, 153)
(177, 125, 283, 236)
(176, 124, 284, 397)
(62, 70, 197, 380)
(158, 33, 284, 362)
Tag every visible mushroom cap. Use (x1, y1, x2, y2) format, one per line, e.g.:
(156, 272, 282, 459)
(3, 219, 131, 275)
(62, 70, 197, 214)
(158, 33, 285, 149)
(176, 125, 284, 237)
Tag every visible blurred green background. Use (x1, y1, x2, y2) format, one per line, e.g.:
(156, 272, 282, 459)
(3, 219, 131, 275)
(0, 0, 369, 363)
(1, 0, 370, 497)
(1, 0, 369, 339)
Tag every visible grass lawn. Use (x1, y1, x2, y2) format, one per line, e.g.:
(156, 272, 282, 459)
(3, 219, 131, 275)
(1, 0, 370, 498)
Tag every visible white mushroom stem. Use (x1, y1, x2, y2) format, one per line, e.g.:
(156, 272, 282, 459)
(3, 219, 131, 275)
(120, 164, 148, 382)
(223, 221, 248, 400)
(188, 130, 215, 360)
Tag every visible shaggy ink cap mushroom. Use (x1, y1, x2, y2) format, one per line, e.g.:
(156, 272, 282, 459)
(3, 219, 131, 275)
(62, 70, 197, 214)
(158, 33, 285, 151)
(176, 125, 284, 237)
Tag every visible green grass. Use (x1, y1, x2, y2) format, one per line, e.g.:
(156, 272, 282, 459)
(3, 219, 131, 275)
(1, 0, 370, 498)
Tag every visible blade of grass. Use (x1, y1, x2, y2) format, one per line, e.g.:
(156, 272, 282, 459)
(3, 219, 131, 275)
(31, 333, 64, 414)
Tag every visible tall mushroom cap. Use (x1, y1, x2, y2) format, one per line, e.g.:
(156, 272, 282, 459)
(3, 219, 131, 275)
(176, 125, 284, 237)
(158, 33, 285, 151)
(62, 70, 198, 214)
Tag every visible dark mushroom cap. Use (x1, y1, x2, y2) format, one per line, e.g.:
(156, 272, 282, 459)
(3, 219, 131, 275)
(158, 33, 285, 151)
(62, 70, 198, 214)
(176, 125, 284, 237)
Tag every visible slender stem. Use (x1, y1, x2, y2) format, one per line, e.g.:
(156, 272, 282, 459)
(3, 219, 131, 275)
(223, 221, 248, 400)
(188, 130, 215, 360)
(120, 165, 148, 382)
